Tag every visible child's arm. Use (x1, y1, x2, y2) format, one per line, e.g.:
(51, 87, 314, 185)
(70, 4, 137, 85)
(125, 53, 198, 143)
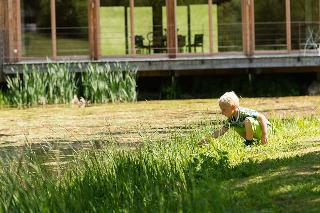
(257, 113, 268, 144)
(198, 126, 229, 145)
(212, 126, 229, 138)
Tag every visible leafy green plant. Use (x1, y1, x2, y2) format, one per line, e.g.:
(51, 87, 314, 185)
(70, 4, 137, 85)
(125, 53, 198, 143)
(6, 63, 77, 107)
(5, 62, 137, 107)
(81, 62, 137, 103)
(6, 67, 46, 107)
(46, 63, 77, 104)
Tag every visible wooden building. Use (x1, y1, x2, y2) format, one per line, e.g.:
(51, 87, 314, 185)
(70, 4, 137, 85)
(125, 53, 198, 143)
(1, 0, 320, 77)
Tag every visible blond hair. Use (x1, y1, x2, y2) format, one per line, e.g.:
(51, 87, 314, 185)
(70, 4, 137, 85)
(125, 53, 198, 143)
(218, 91, 239, 107)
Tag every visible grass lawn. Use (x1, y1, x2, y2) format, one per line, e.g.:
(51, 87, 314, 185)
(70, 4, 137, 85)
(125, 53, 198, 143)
(0, 96, 319, 211)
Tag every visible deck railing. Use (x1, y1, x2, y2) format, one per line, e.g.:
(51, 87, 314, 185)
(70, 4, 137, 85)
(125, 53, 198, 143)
(6, 21, 320, 61)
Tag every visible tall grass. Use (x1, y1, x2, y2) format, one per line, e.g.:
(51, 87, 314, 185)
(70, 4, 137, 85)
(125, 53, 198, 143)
(0, 117, 319, 212)
(46, 63, 77, 104)
(6, 64, 77, 107)
(5, 62, 137, 107)
(81, 63, 137, 103)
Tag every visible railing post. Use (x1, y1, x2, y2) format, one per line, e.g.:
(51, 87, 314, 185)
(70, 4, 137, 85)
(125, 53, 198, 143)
(241, 0, 254, 56)
(130, 0, 135, 55)
(7, 0, 21, 62)
(241, 0, 249, 56)
(166, 0, 177, 58)
(50, 0, 57, 59)
(208, 0, 214, 54)
(0, 0, 4, 80)
(286, 0, 291, 52)
(249, 0, 255, 55)
(88, 0, 100, 60)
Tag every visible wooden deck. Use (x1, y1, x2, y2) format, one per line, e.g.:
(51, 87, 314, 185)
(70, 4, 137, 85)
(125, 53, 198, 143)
(3, 52, 320, 77)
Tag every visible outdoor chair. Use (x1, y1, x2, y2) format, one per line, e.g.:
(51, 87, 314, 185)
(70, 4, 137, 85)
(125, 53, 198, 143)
(178, 35, 186, 53)
(147, 32, 167, 53)
(149, 35, 167, 53)
(135, 35, 149, 54)
(187, 34, 204, 53)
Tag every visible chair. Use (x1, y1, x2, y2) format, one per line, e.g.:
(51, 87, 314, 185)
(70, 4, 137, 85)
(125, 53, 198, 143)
(147, 32, 167, 53)
(160, 35, 167, 53)
(178, 35, 186, 53)
(187, 34, 204, 53)
(135, 35, 149, 54)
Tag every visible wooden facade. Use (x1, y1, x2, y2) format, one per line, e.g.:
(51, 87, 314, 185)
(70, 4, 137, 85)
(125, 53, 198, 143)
(0, 0, 5, 77)
(6, 0, 22, 62)
(1, 0, 320, 76)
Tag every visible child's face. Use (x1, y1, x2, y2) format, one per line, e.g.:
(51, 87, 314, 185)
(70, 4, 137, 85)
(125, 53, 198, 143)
(219, 102, 237, 118)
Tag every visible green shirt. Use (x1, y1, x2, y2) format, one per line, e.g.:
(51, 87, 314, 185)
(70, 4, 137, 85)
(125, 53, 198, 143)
(223, 107, 271, 129)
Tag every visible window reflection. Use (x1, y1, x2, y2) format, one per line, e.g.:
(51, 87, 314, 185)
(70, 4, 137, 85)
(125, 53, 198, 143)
(100, 0, 130, 55)
(177, 0, 208, 54)
(56, 0, 89, 56)
(135, 0, 167, 54)
(217, 0, 242, 52)
(255, 0, 286, 50)
(21, 0, 52, 57)
(291, 0, 320, 51)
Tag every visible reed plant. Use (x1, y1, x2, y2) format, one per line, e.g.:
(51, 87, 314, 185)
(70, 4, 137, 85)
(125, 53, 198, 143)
(0, 88, 8, 107)
(6, 64, 77, 107)
(46, 63, 77, 104)
(6, 67, 47, 107)
(81, 62, 137, 103)
(5, 62, 137, 107)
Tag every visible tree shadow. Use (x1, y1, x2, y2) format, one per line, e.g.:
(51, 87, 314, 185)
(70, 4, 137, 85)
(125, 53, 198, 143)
(0, 133, 14, 137)
(0, 137, 140, 166)
(227, 151, 320, 212)
(189, 150, 320, 212)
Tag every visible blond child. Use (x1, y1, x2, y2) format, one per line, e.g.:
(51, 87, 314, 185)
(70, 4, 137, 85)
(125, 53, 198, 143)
(201, 91, 272, 146)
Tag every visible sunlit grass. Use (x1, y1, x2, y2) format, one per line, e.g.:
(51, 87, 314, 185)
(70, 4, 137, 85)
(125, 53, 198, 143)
(0, 114, 319, 212)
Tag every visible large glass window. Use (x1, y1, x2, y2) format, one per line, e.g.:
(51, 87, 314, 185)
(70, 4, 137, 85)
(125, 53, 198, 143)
(21, 0, 89, 58)
(217, 0, 242, 52)
(21, 0, 52, 57)
(56, 0, 89, 56)
(177, 0, 209, 54)
(134, 0, 166, 55)
(100, 0, 131, 56)
(291, 0, 320, 51)
(254, 0, 286, 50)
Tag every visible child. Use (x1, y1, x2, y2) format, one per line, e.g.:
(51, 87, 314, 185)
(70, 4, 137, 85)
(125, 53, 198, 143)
(200, 91, 272, 145)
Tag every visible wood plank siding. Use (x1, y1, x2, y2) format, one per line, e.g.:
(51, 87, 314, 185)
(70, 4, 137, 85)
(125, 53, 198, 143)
(0, 0, 4, 29)
(0, 0, 5, 75)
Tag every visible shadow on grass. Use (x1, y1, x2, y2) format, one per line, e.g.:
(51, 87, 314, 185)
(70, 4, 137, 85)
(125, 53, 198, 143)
(195, 150, 320, 212)
(0, 138, 140, 166)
